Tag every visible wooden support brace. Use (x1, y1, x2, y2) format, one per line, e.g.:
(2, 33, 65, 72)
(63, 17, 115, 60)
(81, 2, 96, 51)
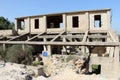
(8, 33, 29, 41)
(26, 32, 44, 41)
(82, 31, 89, 42)
(50, 31, 65, 42)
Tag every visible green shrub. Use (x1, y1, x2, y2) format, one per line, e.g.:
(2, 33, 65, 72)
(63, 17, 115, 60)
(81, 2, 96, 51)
(32, 61, 43, 66)
(91, 64, 101, 74)
(6, 45, 34, 65)
(0, 45, 7, 61)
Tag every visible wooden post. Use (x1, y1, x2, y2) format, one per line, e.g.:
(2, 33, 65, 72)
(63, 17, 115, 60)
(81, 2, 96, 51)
(3, 44, 6, 51)
(22, 44, 25, 51)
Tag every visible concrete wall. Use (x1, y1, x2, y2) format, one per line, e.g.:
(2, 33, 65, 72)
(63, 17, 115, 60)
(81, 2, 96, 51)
(0, 30, 12, 36)
(14, 9, 111, 34)
(89, 57, 115, 77)
(89, 11, 111, 31)
(47, 14, 66, 33)
(66, 13, 88, 33)
(30, 16, 46, 33)
(17, 18, 30, 34)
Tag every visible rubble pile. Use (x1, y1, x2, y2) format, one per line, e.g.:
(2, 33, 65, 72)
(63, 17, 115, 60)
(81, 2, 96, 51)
(0, 61, 47, 80)
(51, 55, 89, 75)
(0, 58, 119, 80)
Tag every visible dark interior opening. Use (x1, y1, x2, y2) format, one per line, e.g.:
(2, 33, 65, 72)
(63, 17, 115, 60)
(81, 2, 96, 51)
(17, 19, 25, 30)
(94, 15, 101, 28)
(32, 45, 43, 55)
(47, 15, 63, 28)
(52, 46, 62, 54)
(72, 16, 79, 28)
(35, 19, 39, 29)
(92, 64, 101, 74)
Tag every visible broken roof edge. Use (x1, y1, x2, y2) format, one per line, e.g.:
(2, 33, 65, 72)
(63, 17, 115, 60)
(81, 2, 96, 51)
(15, 8, 111, 19)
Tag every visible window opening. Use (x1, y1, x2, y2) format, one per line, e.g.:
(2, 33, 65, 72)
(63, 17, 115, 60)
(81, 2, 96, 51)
(47, 15, 63, 28)
(94, 15, 101, 28)
(17, 19, 25, 30)
(35, 19, 39, 29)
(91, 64, 101, 74)
(72, 16, 79, 28)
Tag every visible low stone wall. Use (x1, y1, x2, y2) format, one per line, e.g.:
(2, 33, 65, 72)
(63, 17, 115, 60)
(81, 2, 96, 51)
(89, 57, 116, 77)
(0, 30, 12, 36)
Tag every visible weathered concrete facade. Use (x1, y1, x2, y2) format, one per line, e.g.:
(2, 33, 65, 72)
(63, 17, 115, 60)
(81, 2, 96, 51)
(0, 9, 120, 77)
(15, 9, 111, 34)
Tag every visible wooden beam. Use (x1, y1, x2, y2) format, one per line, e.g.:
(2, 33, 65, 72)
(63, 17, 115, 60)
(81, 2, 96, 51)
(61, 35, 84, 38)
(88, 35, 109, 38)
(0, 36, 6, 39)
(37, 34, 109, 39)
(38, 35, 83, 39)
(0, 41, 120, 46)
(38, 35, 56, 38)
(50, 31, 65, 42)
(7, 36, 19, 39)
(26, 32, 44, 41)
(8, 33, 29, 41)
(89, 30, 108, 33)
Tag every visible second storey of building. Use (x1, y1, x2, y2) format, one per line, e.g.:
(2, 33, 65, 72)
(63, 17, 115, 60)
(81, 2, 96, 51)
(15, 9, 111, 34)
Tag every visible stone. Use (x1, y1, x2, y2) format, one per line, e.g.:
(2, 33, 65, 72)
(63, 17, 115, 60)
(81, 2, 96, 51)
(20, 65, 27, 69)
(74, 58, 87, 74)
(0, 61, 5, 68)
(33, 76, 47, 80)
(27, 69, 35, 76)
(25, 75, 32, 80)
(38, 67, 46, 77)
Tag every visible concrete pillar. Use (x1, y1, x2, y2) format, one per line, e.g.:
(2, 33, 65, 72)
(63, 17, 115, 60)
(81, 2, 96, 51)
(47, 45, 51, 56)
(63, 14, 67, 32)
(43, 16, 47, 32)
(107, 11, 111, 30)
(85, 12, 89, 30)
(114, 47, 119, 62)
(24, 17, 30, 33)
(43, 38, 47, 51)
(3, 44, 6, 51)
(22, 44, 25, 51)
(114, 46, 120, 77)
(62, 38, 66, 55)
(15, 19, 18, 31)
(109, 47, 114, 57)
(81, 46, 86, 55)
(27, 17, 31, 33)
(62, 46, 66, 55)
(27, 36, 30, 40)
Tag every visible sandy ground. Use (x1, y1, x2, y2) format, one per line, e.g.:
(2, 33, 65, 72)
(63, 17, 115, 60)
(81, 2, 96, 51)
(48, 68, 118, 80)
(0, 62, 119, 80)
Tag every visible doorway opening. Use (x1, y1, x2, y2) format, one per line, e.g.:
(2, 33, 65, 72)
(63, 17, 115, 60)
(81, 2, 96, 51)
(91, 64, 101, 74)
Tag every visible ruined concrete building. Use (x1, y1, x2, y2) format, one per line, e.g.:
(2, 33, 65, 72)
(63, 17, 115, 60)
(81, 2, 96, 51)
(0, 9, 120, 77)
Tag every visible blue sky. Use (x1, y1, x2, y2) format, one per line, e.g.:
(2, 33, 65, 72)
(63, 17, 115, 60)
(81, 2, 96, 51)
(0, 0, 120, 33)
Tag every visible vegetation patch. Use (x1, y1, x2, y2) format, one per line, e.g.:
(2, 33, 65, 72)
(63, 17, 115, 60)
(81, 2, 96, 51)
(0, 45, 34, 65)
(32, 61, 43, 66)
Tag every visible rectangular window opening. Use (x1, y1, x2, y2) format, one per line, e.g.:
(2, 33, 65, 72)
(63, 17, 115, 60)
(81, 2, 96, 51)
(72, 16, 79, 28)
(47, 15, 63, 28)
(17, 19, 25, 30)
(35, 19, 39, 29)
(94, 15, 101, 28)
